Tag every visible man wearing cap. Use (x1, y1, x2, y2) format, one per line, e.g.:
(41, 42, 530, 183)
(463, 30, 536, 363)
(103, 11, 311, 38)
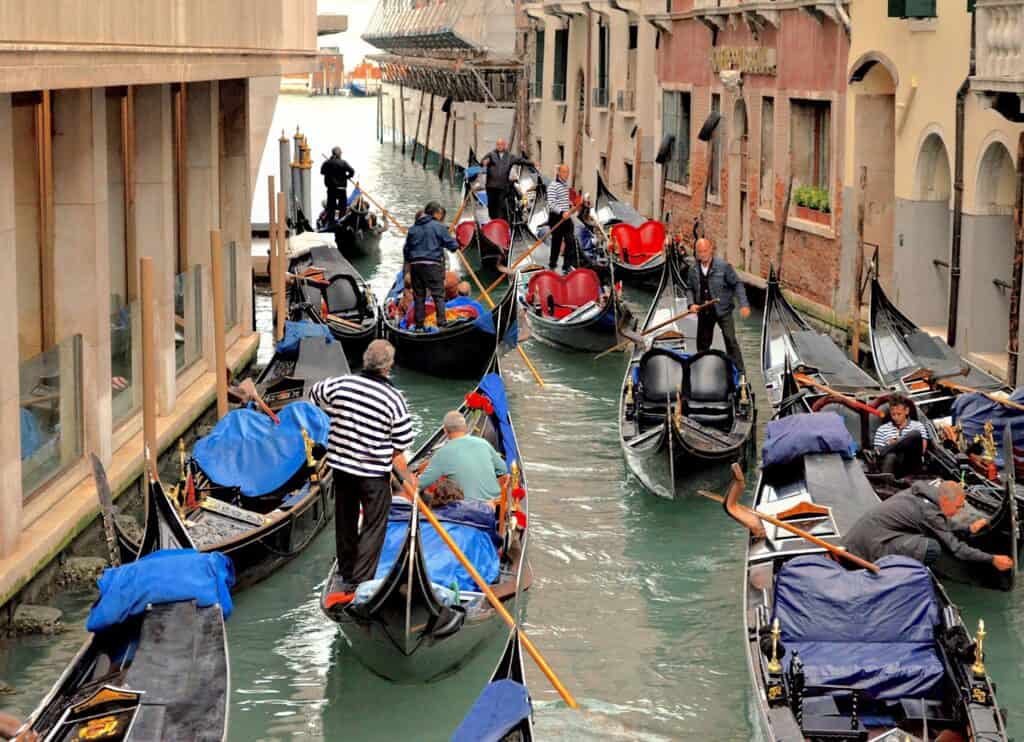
(402, 201, 460, 331)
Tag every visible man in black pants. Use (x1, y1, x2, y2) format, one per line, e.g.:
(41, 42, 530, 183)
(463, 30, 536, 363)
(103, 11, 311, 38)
(402, 201, 459, 330)
(311, 339, 416, 608)
(481, 138, 530, 223)
(686, 237, 750, 372)
(546, 164, 578, 273)
(320, 146, 355, 223)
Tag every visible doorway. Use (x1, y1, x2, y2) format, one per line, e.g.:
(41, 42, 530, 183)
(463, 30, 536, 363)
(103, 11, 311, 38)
(727, 97, 749, 267)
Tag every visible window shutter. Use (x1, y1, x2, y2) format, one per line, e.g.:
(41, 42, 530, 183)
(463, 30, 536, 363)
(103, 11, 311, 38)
(905, 0, 937, 16)
(888, 0, 906, 17)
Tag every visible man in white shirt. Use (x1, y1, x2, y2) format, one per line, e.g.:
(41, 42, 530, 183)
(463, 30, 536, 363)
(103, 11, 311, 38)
(873, 394, 929, 478)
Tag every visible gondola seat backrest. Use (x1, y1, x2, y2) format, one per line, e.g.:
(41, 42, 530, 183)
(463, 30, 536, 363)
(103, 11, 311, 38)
(610, 221, 666, 265)
(526, 269, 602, 319)
(638, 349, 685, 415)
(812, 397, 867, 448)
(481, 219, 511, 250)
(773, 554, 945, 701)
(325, 275, 365, 317)
(455, 221, 477, 248)
(683, 351, 735, 427)
(867, 394, 921, 450)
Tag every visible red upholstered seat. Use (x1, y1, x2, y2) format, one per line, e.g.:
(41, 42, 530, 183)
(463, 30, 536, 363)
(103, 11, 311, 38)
(480, 219, 511, 249)
(610, 221, 666, 265)
(455, 221, 477, 248)
(526, 269, 602, 318)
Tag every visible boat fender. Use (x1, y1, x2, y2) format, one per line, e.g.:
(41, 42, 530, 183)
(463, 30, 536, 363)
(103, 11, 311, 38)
(429, 603, 467, 640)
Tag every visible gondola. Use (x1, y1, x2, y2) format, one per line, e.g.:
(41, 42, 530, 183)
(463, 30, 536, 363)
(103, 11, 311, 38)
(114, 400, 335, 591)
(869, 271, 1006, 419)
(321, 359, 531, 682)
(455, 218, 512, 273)
(25, 470, 230, 740)
(287, 233, 379, 367)
(255, 320, 349, 410)
(761, 266, 883, 409)
(733, 391, 1009, 741)
(511, 161, 544, 230)
(595, 173, 666, 288)
(521, 265, 630, 352)
(619, 252, 755, 497)
(333, 191, 385, 257)
(465, 148, 491, 224)
(451, 627, 534, 742)
(381, 269, 519, 379)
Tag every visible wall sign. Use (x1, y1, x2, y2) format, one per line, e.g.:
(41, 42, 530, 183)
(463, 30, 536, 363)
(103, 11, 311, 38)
(710, 47, 777, 76)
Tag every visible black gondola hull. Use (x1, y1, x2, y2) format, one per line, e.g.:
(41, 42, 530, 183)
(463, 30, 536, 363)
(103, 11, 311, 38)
(610, 254, 666, 288)
(523, 297, 623, 352)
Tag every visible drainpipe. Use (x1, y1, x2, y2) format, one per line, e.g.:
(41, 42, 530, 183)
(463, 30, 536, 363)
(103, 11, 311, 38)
(947, 9, 976, 348)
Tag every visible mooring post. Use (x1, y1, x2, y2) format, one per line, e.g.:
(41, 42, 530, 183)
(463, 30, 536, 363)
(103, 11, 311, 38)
(210, 229, 228, 419)
(276, 192, 288, 343)
(423, 93, 436, 168)
(140, 257, 157, 474)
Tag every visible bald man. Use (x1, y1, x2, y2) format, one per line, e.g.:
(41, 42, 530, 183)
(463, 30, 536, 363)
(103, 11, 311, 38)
(546, 164, 579, 273)
(481, 138, 531, 223)
(685, 237, 750, 372)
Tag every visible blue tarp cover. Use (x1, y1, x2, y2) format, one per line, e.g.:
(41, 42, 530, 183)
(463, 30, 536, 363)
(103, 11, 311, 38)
(275, 320, 334, 355)
(86, 549, 235, 632)
(464, 166, 483, 181)
(773, 555, 943, 700)
(450, 679, 531, 742)
(375, 505, 500, 591)
(390, 500, 498, 541)
(193, 401, 329, 497)
(479, 373, 519, 468)
(346, 186, 362, 208)
(952, 388, 1024, 465)
(761, 411, 856, 469)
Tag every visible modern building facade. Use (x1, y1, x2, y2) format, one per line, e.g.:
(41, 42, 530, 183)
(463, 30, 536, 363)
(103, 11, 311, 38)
(0, 0, 318, 607)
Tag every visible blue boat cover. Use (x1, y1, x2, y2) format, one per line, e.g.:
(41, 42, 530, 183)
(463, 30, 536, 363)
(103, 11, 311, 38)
(773, 555, 943, 700)
(276, 320, 334, 355)
(390, 499, 499, 541)
(464, 166, 483, 181)
(346, 186, 362, 208)
(479, 373, 519, 468)
(20, 408, 43, 461)
(375, 507, 500, 591)
(952, 387, 1024, 465)
(86, 549, 235, 632)
(762, 411, 856, 469)
(193, 401, 329, 497)
(450, 679, 531, 742)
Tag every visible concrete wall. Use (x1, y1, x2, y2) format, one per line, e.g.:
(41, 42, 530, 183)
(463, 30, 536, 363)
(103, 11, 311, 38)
(959, 213, 1014, 358)
(893, 198, 951, 329)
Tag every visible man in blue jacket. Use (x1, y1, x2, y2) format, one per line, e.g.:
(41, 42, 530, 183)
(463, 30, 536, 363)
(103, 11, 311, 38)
(686, 237, 750, 372)
(403, 201, 459, 330)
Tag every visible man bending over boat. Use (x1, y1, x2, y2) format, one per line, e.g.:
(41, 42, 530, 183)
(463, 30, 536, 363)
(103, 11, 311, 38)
(843, 480, 1014, 572)
(403, 201, 459, 332)
(686, 237, 750, 372)
(419, 411, 509, 503)
(311, 339, 417, 607)
(872, 394, 928, 478)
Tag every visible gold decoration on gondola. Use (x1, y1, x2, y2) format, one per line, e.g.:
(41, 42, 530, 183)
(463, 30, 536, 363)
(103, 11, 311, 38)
(178, 438, 187, 481)
(625, 373, 634, 407)
(767, 618, 783, 674)
(674, 385, 684, 431)
(77, 715, 119, 739)
(302, 428, 318, 483)
(972, 619, 987, 678)
(953, 422, 967, 452)
(739, 375, 749, 406)
(974, 421, 997, 463)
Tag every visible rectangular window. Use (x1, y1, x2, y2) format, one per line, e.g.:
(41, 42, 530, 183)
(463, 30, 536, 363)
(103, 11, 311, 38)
(625, 161, 634, 191)
(594, 22, 609, 108)
(888, 0, 937, 17)
(536, 139, 542, 165)
(791, 99, 831, 191)
(553, 29, 569, 102)
(558, 143, 565, 164)
(662, 91, 691, 185)
(709, 93, 722, 198)
(760, 97, 775, 209)
(628, 24, 638, 50)
(533, 30, 544, 100)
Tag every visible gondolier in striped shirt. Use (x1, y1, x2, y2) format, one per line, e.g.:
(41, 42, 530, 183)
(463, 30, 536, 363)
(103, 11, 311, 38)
(546, 164, 579, 274)
(311, 339, 416, 607)
(872, 394, 929, 478)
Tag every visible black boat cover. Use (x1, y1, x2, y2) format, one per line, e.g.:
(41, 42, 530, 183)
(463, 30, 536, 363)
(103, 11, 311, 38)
(790, 330, 880, 390)
(294, 334, 349, 382)
(801, 454, 879, 534)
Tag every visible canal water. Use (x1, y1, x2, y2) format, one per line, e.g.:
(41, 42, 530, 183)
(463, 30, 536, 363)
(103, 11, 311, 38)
(4, 95, 1024, 741)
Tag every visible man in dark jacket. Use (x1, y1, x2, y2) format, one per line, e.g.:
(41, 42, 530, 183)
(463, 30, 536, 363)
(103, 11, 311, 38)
(321, 146, 355, 222)
(844, 480, 1014, 571)
(686, 238, 750, 372)
(402, 201, 459, 330)
(481, 139, 530, 223)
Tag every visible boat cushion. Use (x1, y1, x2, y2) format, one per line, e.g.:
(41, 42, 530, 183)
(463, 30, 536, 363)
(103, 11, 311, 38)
(400, 297, 485, 331)
(324, 274, 364, 315)
(480, 219, 511, 250)
(610, 221, 666, 265)
(526, 269, 602, 318)
(638, 348, 685, 405)
(455, 220, 477, 248)
(684, 352, 734, 402)
(451, 679, 531, 742)
(773, 555, 944, 701)
(193, 401, 329, 497)
(86, 549, 235, 632)
(761, 411, 856, 469)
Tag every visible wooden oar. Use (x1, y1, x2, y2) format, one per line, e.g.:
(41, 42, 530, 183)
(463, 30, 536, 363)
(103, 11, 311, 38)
(355, 182, 408, 235)
(593, 299, 715, 360)
(792, 372, 885, 418)
(936, 379, 1024, 413)
(447, 190, 472, 234)
(395, 475, 578, 708)
(326, 313, 364, 331)
(698, 483, 880, 574)
(231, 376, 281, 425)
(483, 203, 583, 295)
(455, 249, 545, 388)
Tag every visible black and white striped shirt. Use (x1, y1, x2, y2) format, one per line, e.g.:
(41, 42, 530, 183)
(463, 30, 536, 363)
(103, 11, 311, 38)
(547, 178, 572, 214)
(310, 372, 414, 477)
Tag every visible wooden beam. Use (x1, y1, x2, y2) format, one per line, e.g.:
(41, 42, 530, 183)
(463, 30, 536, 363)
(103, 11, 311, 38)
(140, 256, 157, 472)
(210, 229, 228, 419)
(37, 90, 55, 351)
(399, 82, 407, 154)
(422, 93, 436, 168)
(411, 88, 425, 162)
(633, 126, 642, 211)
(276, 192, 287, 343)
(267, 175, 278, 335)
(439, 107, 452, 180)
(173, 82, 189, 273)
(121, 87, 137, 301)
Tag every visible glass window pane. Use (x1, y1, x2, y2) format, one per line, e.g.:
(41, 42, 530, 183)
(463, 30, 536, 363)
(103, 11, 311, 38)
(225, 241, 238, 332)
(111, 298, 141, 427)
(175, 265, 203, 374)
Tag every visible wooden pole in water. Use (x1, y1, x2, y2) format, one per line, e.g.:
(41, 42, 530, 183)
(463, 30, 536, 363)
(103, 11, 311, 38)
(450, 113, 458, 186)
(276, 192, 288, 342)
(267, 174, 278, 319)
(774, 168, 794, 274)
(851, 166, 867, 364)
(472, 111, 479, 155)
(210, 229, 229, 419)
(411, 89, 425, 162)
(140, 257, 157, 474)
(391, 95, 397, 148)
(399, 82, 407, 155)
(422, 93, 436, 168)
(439, 106, 451, 180)
(633, 127, 643, 211)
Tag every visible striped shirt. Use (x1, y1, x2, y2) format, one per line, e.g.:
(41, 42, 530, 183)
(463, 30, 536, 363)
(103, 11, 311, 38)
(547, 177, 572, 214)
(309, 372, 414, 477)
(873, 419, 929, 450)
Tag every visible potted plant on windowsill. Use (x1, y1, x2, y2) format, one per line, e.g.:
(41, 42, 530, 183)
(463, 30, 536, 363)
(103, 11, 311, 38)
(792, 185, 831, 226)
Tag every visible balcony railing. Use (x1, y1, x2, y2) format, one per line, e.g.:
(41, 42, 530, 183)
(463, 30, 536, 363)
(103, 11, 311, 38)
(617, 88, 636, 112)
(974, 0, 1024, 89)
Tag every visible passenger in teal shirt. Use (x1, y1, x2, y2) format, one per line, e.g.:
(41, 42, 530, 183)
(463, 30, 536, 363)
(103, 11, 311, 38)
(420, 411, 509, 502)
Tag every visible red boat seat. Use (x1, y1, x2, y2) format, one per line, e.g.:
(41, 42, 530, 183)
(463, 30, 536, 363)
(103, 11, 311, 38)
(526, 269, 602, 319)
(455, 221, 477, 248)
(611, 221, 666, 265)
(480, 219, 511, 250)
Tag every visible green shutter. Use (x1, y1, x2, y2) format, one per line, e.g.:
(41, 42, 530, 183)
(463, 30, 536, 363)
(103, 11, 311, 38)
(967, 0, 975, 11)
(888, 0, 906, 17)
(905, 0, 937, 17)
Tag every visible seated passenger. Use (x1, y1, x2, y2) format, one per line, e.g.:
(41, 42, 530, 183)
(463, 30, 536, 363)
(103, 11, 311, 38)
(843, 480, 1013, 571)
(457, 281, 472, 298)
(873, 394, 928, 478)
(444, 271, 460, 301)
(420, 411, 509, 503)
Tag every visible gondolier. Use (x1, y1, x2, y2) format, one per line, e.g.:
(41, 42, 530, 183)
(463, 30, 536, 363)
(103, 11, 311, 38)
(403, 201, 459, 331)
(872, 394, 929, 478)
(311, 339, 416, 607)
(686, 238, 750, 372)
(321, 146, 355, 223)
(547, 164, 579, 274)
(481, 139, 530, 223)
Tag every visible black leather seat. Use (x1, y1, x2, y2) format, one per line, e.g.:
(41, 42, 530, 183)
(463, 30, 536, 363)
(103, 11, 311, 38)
(638, 350, 685, 418)
(683, 352, 734, 429)
(325, 275, 365, 318)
